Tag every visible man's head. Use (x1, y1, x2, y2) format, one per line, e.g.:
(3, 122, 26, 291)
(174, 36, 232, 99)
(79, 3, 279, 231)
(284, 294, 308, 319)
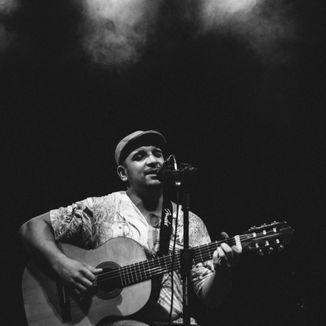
(115, 130, 167, 190)
(115, 130, 167, 166)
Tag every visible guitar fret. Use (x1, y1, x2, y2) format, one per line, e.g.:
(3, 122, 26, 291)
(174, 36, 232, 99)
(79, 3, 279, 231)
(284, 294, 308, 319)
(137, 260, 144, 282)
(128, 263, 135, 285)
(128, 265, 133, 285)
(120, 267, 126, 287)
(124, 265, 130, 285)
(142, 260, 150, 280)
(198, 249, 204, 263)
(131, 262, 137, 284)
(138, 261, 145, 282)
(133, 262, 140, 283)
(129, 264, 134, 285)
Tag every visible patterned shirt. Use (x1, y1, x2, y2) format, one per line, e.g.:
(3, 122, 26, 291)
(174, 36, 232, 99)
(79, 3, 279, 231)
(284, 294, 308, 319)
(50, 191, 214, 320)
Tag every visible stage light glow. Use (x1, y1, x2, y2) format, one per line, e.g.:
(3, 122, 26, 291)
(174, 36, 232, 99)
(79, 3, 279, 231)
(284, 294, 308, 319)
(205, 0, 259, 17)
(197, 0, 296, 64)
(0, 0, 20, 54)
(0, 0, 18, 13)
(79, 0, 163, 67)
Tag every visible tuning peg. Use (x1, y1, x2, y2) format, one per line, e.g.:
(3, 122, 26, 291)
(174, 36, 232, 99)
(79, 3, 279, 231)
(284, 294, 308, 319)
(258, 249, 264, 256)
(267, 247, 274, 254)
(248, 225, 256, 232)
(277, 244, 285, 252)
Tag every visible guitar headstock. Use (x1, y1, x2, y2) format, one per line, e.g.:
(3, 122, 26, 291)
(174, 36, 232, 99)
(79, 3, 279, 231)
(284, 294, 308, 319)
(242, 221, 294, 256)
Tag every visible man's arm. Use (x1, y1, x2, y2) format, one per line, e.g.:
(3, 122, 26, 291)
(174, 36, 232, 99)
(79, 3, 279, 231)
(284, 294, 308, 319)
(18, 213, 101, 294)
(198, 234, 242, 307)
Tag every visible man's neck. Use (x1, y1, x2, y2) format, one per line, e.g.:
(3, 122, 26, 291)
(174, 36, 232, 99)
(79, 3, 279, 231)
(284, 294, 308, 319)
(127, 187, 163, 217)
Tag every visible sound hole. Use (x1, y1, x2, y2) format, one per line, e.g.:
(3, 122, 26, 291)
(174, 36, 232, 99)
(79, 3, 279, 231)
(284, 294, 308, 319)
(95, 261, 122, 299)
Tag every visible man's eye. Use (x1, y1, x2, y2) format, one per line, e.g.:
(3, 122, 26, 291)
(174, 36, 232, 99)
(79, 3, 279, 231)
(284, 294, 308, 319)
(154, 151, 163, 158)
(133, 153, 144, 160)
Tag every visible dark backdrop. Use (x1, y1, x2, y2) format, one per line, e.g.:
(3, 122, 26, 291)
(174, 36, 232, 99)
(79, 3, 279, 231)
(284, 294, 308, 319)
(1, 0, 325, 325)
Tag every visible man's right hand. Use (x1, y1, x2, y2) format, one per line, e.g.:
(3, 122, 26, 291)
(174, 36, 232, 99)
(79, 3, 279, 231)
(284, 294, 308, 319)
(53, 256, 102, 295)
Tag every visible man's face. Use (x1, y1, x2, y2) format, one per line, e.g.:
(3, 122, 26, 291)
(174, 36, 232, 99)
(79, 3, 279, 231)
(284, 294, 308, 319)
(120, 145, 164, 190)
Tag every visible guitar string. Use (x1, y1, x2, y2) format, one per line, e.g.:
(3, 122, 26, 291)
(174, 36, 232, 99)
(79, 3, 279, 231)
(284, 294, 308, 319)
(95, 232, 276, 283)
(95, 237, 237, 280)
(95, 229, 288, 284)
(95, 234, 254, 283)
(96, 243, 263, 284)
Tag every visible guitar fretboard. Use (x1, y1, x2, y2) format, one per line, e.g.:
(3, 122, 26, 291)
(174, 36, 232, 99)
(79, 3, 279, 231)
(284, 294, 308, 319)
(97, 235, 250, 287)
(95, 221, 293, 288)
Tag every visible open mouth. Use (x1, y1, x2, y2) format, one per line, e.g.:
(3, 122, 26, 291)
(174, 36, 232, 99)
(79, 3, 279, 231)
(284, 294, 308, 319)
(145, 169, 160, 177)
(145, 171, 158, 176)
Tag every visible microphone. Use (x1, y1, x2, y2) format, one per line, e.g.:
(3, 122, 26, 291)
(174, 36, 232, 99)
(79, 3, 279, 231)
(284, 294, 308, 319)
(156, 154, 177, 182)
(156, 154, 198, 183)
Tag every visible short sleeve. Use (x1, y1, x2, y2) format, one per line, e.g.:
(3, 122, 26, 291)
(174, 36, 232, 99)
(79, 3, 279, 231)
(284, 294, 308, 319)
(50, 196, 98, 248)
(189, 212, 211, 248)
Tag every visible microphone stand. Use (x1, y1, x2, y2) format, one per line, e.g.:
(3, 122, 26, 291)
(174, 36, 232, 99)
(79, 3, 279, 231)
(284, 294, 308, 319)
(180, 187, 192, 326)
(161, 161, 197, 326)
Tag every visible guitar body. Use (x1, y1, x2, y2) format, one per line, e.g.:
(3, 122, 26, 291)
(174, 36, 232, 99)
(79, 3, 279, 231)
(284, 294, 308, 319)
(22, 238, 152, 326)
(22, 221, 294, 326)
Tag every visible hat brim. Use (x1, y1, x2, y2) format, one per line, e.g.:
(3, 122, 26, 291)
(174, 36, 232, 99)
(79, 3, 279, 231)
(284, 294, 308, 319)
(118, 131, 167, 165)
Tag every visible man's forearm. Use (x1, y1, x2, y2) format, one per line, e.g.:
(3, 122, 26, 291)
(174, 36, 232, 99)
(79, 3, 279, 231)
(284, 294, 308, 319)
(198, 269, 232, 307)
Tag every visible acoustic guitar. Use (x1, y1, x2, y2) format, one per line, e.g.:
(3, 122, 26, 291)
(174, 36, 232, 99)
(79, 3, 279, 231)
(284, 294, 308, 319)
(22, 221, 294, 326)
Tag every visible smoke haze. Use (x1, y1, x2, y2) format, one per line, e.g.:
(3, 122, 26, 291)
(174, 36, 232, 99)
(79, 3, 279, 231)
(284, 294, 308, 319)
(0, 0, 18, 13)
(196, 0, 296, 64)
(200, 0, 260, 22)
(78, 0, 163, 67)
(0, 0, 20, 54)
(0, 0, 297, 67)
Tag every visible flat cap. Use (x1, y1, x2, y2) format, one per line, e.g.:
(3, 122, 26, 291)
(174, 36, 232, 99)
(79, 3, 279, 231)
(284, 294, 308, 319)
(115, 130, 167, 165)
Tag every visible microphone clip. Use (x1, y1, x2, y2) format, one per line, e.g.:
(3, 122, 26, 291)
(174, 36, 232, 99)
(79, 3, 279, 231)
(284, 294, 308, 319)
(156, 155, 198, 186)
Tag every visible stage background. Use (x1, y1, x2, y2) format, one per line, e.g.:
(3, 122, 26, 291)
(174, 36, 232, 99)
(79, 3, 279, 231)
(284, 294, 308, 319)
(1, 0, 325, 325)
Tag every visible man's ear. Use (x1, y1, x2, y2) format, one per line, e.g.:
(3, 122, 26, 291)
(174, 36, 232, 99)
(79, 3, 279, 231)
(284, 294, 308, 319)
(117, 165, 128, 182)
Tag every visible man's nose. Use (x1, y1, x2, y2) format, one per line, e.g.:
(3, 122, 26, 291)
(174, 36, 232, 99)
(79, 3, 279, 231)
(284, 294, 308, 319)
(146, 154, 160, 166)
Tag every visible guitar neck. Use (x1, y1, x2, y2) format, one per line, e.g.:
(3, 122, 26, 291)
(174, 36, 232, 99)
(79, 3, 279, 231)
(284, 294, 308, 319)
(114, 237, 241, 287)
(97, 221, 293, 288)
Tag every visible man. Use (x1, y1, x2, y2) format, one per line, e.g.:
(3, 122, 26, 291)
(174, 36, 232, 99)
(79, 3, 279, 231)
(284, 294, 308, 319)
(19, 130, 242, 325)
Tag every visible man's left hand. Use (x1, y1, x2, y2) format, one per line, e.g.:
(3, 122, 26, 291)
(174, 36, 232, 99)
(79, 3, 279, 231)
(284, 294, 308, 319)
(212, 232, 242, 268)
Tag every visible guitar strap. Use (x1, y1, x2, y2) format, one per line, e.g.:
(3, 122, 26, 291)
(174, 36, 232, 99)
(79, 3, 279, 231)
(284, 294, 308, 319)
(159, 198, 173, 256)
(150, 197, 173, 302)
